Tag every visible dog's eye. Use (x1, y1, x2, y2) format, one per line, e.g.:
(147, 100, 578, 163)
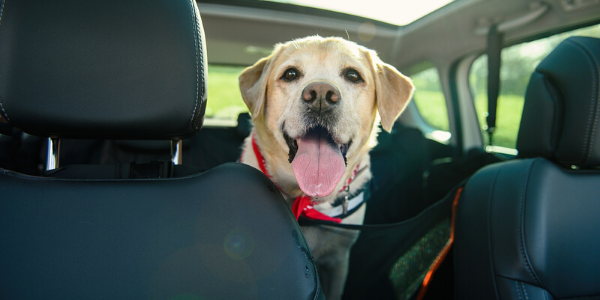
(344, 69, 363, 83)
(282, 68, 299, 82)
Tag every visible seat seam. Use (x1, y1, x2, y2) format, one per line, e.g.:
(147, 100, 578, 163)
(572, 38, 600, 164)
(564, 39, 599, 164)
(188, 0, 200, 133)
(0, 0, 8, 123)
(487, 167, 502, 299)
(518, 159, 543, 286)
(498, 275, 556, 300)
(521, 281, 530, 300)
(0, 98, 9, 122)
(515, 280, 524, 300)
(0, 0, 4, 27)
(197, 13, 205, 130)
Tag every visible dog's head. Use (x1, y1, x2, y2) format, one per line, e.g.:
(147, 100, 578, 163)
(240, 36, 414, 198)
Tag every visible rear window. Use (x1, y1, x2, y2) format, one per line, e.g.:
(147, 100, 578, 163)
(411, 66, 449, 131)
(206, 65, 248, 120)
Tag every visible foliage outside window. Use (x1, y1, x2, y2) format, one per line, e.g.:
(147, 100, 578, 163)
(411, 66, 449, 131)
(469, 24, 600, 149)
(206, 65, 248, 120)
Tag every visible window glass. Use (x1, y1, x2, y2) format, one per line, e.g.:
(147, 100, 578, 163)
(469, 24, 600, 149)
(206, 65, 248, 120)
(411, 66, 449, 131)
(207, 64, 451, 131)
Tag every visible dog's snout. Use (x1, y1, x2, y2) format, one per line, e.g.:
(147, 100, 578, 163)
(301, 82, 341, 112)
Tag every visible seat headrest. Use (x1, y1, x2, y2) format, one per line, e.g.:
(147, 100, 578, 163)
(517, 36, 600, 168)
(0, 0, 207, 140)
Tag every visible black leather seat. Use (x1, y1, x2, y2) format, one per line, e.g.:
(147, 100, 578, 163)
(0, 1, 324, 299)
(454, 36, 600, 299)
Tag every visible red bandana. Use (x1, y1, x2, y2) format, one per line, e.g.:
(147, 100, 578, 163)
(250, 135, 359, 223)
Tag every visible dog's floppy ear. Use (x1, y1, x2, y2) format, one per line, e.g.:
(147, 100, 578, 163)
(239, 48, 279, 120)
(367, 51, 415, 132)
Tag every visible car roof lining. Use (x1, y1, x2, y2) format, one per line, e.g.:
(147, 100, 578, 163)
(197, 0, 600, 72)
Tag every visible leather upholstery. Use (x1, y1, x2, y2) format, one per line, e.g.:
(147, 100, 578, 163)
(517, 37, 600, 168)
(0, 163, 324, 300)
(455, 36, 600, 300)
(455, 158, 600, 299)
(0, 1, 324, 299)
(0, 0, 207, 139)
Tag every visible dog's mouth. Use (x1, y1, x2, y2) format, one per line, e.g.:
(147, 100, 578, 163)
(284, 126, 351, 198)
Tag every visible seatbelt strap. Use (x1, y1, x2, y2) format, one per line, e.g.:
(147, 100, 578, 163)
(486, 24, 503, 146)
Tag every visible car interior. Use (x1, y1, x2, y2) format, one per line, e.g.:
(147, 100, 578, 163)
(455, 36, 600, 299)
(1, 0, 599, 299)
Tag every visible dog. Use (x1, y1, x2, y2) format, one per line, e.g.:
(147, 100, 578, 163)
(239, 36, 414, 300)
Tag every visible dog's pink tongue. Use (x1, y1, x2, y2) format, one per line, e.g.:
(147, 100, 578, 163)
(291, 131, 346, 198)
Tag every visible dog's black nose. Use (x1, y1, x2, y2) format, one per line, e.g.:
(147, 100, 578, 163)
(301, 82, 341, 113)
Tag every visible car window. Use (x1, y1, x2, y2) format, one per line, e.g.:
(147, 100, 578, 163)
(469, 24, 600, 149)
(411, 66, 449, 131)
(206, 65, 248, 120)
(207, 63, 451, 133)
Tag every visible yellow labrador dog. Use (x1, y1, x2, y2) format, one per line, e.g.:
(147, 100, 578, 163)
(239, 36, 414, 300)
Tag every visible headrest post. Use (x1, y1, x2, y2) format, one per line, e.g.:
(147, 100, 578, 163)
(171, 140, 183, 165)
(46, 138, 61, 171)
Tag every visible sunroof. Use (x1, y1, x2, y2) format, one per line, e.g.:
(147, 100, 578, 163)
(262, 0, 455, 25)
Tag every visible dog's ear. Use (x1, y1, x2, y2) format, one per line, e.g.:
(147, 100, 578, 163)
(239, 50, 278, 120)
(367, 51, 415, 132)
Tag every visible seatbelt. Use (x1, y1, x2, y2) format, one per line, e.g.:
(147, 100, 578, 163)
(486, 24, 503, 146)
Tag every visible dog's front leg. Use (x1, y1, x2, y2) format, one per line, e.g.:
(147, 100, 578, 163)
(316, 250, 352, 300)
(302, 225, 361, 300)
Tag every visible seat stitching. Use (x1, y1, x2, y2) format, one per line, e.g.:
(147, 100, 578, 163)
(572, 38, 600, 164)
(576, 39, 599, 164)
(521, 281, 530, 300)
(0, 99, 9, 122)
(487, 168, 502, 299)
(197, 10, 205, 130)
(515, 281, 523, 300)
(0, 0, 8, 122)
(0, 0, 4, 27)
(518, 159, 543, 286)
(564, 39, 599, 164)
(188, 0, 199, 132)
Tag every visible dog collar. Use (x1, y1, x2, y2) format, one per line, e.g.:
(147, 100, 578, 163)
(309, 189, 367, 220)
(250, 134, 363, 223)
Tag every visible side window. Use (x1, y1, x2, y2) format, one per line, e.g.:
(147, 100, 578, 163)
(469, 24, 600, 150)
(208, 63, 452, 135)
(206, 65, 248, 120)
(411, 65, 449, 132)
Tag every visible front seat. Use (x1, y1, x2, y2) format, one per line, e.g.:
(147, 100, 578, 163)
(454, 36, 600, 299)
(0, 1, 324, 299)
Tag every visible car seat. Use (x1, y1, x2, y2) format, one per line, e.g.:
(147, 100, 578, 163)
(454, 36, 600, 299)
(0, 0, 324, 299)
